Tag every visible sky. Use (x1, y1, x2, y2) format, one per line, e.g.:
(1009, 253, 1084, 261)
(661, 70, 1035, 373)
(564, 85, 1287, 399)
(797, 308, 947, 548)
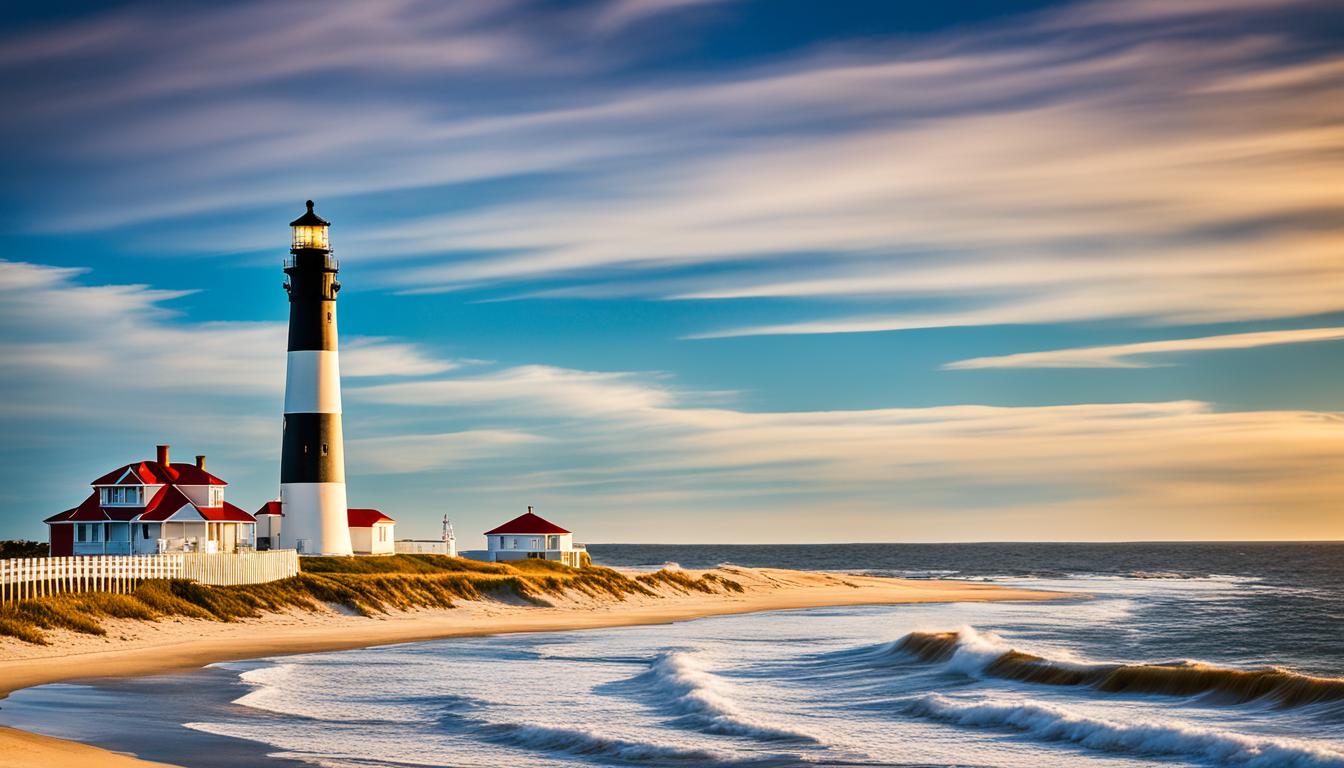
(1, 0, 1342, 544)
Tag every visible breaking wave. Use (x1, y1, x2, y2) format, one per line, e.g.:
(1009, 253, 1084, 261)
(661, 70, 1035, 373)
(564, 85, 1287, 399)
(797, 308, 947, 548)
(626, 651, 819, 743)
(476, 721, 725, 764)
(905, 694, 1344, 767)
(890, 629, 1344, 708)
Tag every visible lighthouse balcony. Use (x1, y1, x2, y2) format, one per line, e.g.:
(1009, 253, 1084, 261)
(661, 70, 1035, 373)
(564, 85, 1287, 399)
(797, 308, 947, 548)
(283, 252, 339, 271)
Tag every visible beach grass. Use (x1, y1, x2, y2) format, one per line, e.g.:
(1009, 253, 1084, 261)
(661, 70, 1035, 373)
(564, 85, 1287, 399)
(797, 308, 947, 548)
(0, 556, 741, 645)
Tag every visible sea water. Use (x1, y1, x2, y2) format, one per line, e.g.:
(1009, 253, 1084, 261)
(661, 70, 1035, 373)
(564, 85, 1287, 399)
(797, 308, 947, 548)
(3, 542, 1341, 767)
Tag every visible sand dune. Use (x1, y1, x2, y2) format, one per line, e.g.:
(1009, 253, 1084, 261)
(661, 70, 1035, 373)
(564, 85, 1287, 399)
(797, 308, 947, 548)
(0, 567, 1069, 767)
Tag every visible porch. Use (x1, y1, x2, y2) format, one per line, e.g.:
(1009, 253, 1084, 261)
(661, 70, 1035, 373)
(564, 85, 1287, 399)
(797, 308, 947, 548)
(71, 521, 256, 556)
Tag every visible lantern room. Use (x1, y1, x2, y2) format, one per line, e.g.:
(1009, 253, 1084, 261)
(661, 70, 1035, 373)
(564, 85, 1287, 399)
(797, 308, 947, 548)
(289, 199, 330, 251)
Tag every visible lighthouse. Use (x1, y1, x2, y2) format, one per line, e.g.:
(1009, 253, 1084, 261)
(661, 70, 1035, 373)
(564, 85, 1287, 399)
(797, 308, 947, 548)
(280, 200, 353, 555)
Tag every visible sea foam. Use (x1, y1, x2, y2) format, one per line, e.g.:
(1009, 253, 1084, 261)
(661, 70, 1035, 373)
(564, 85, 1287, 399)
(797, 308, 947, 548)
(628, 651, 818, 743)
(906, 694, 1344, 767)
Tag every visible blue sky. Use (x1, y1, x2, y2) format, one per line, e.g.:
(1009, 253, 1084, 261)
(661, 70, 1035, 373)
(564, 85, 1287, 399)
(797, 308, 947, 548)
(2, 0, 1342, 544)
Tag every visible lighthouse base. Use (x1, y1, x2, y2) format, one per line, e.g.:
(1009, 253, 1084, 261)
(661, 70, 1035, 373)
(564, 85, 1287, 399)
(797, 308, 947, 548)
(281, 482, 353, 556)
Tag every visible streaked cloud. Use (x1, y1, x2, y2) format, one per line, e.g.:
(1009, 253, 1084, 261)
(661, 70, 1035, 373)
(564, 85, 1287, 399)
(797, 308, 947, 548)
(347, 363, 1344, 541)
(0, 259, 453, 409)
(3, 1, 1341, 541)
(945, 327, 1344, 369)
(3, 258, 1341, 540)
(590, 0, 732, 33)
(347, 429, 548, 474)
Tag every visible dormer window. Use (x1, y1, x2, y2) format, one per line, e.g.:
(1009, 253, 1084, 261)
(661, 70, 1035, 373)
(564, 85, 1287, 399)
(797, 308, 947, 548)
(208, 487, 224, 507)
(100, 486, 144, 505)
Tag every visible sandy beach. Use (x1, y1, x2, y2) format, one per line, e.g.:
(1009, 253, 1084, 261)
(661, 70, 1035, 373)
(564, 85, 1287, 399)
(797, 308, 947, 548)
(0, 567, 1069, 767)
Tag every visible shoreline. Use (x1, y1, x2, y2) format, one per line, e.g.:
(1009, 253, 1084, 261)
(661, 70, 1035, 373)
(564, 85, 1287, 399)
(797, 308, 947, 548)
(0, 567, 1074, 767)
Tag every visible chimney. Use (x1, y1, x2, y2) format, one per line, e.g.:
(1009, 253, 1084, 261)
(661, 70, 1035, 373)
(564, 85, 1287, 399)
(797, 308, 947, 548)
(195, 454, 206, 470)
(156, 444, 170, 466)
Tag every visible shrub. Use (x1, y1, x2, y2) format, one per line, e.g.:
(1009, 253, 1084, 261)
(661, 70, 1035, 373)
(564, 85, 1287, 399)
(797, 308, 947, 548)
(0, 540, 49, 559)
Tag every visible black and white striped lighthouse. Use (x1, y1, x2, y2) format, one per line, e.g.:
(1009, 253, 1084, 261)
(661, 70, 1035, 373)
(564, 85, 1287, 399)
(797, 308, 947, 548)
(280, 200, 353, 555)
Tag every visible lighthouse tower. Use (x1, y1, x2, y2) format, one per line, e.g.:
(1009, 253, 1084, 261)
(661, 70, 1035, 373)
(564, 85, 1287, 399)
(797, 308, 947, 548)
(280, 200, 352, 555)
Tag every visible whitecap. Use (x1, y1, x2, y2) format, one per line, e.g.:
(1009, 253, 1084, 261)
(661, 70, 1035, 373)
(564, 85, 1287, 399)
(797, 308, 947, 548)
(905, 694, 1344, 767)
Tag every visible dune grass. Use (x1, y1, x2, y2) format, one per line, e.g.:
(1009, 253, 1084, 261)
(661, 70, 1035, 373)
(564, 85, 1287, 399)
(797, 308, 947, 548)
(0, 556, 743, 645)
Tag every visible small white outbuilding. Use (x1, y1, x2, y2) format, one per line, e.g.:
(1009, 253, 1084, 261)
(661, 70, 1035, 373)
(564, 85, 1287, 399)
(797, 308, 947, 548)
(348, 508, 395, 555)
(468, 508, 585, 567)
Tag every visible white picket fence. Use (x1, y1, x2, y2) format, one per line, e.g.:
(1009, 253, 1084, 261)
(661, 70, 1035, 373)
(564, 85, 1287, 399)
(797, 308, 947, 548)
(0, 550, 300, 603)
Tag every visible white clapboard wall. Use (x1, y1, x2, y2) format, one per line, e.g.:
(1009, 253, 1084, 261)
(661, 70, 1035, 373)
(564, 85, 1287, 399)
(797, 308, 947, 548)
(0, 550, 300, 603)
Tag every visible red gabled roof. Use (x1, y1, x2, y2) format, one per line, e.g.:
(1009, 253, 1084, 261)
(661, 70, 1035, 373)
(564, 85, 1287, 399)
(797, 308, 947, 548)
(348, 508, 394, 527)
(66, 491, 109, 522)
(484, 511, 569, 535)
(135, 485, 194, 522)
(90, 460, 226, 487)
(199, 501, 256, 523)
(92, 462, 162, 486)
(255, 500, 283, 517)
(168, 462, 227, 485)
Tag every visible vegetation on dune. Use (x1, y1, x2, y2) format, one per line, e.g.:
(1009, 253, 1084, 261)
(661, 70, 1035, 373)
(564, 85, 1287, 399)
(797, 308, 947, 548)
(0, 556, 744, 645)
(637, 569, 745, 594)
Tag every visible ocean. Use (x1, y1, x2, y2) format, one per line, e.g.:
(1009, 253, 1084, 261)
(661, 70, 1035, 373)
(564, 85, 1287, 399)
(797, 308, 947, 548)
(3, 542, 1341, 767)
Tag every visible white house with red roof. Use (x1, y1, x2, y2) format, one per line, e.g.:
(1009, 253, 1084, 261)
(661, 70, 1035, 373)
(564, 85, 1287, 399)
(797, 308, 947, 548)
(255, 502, 395, 555)
(44, 445, 256, 556)
(348, 508, 395, 555)
(468, 507, 585, 567)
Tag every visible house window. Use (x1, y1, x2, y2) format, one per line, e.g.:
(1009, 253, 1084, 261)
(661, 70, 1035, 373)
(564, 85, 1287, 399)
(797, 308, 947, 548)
(77, 524, 87, 543)
(531, 537, 540, 549)
(142, 524, 151, 539)
(321, 443, 329, 456)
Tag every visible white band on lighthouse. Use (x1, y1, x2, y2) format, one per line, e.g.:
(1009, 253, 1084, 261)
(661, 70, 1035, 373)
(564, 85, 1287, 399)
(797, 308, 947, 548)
(284, 351, 343, 414)
(280, 482, 351, 555)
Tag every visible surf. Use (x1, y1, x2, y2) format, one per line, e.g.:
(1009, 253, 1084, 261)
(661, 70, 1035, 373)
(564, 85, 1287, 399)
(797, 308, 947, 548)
(890, 629, 1344, 708)
(905, 694, 1344, 767)
(620, 651, 820, 743)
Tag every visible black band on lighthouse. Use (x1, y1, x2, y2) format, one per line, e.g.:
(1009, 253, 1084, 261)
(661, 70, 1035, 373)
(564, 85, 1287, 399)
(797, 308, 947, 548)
(287, 297, 337, 351)
(285, 249, 339, 352)
(281, 413, 346, 483)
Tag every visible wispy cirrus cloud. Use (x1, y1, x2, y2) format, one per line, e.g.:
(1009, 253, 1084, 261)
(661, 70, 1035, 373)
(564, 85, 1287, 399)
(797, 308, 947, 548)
(0, 259, 453, 413)
(346, 363, 1344, 541)
(945, 327, 1344, 369)
(5, 0, 1340, 343)
(590, 0, 732, 33)
(3, 259, 1342, 541)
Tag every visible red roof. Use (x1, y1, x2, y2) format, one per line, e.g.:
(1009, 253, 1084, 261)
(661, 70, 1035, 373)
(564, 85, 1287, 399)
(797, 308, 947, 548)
(348, 508, 394, 527)
(255, 500, 283, 517)
(44, 491, 98, 524)
(48, 454, 253, 527)
(200, 501, 258, 523)
(484, 511, 569, 535)
(135, 485, 196, 522)
(90, 460, 226, 487)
